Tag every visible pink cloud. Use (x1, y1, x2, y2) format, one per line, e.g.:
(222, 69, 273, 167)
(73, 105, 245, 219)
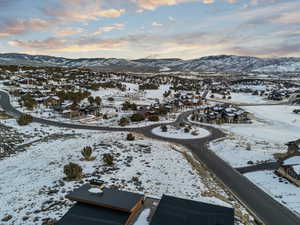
(54, 27, 84, 37)
(93, 23, 125, 35)
(43, 0, 125, 22)
(0, 18, 52, 38)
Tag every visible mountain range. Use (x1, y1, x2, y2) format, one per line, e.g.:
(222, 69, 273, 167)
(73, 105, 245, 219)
(1, 53, 300, 73)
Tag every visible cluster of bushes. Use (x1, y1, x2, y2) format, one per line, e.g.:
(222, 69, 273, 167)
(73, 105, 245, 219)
(293, 109, 300, 114)
(130, 113, 145, 122)
(127, 133, 135, 141)
(21, 94, 37, 110)
(148, 115, 159, 122)
(139, 83, 159, 90)
(56, 90, 91, 103)
(64, 146, 116, 181)
(97, 81, 125, 91)
(64, 162, 83, 181)
(81, 146, 95, 161)
(122, 101, 137, 111)
(155, 106, 169, 115)
(88, 96, 102, 105)
(103, 153, 114, 166)
(17, 114, 33, 126)
(107, 97, 114, 102)
(119, 117, 130, 126)
(163, 90, 171, 98)
(161, 125, 168, 132)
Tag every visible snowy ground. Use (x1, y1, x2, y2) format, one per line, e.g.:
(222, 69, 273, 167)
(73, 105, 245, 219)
(0, 126, 228, 225)
(237, 105, 300, 144)
(208, 104, 300, 216)
(210, 136, 283, 168)
(152, 125, 210, 140)
(208, 92, 268, 104)
(231, 84, 272, 91)
(134, 209, 151, 225)
(209, 105, 300, 167)
(245, 171, 300, 216)
(284, 156, 300, 165)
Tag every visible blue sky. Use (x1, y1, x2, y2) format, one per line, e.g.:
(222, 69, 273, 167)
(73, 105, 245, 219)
(0, 0, 299, 59)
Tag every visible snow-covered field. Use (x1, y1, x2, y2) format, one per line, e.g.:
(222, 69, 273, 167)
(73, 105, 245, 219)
(284, 156, 300, 165)
(210, 137, 282, 167)
(210, 105, 300, 167)
(209, 103, 300, 215)
(208, 92, 268, 104)
(230, 93, 267, 104)
(152, 125, 210, 140)
(246, 171, 300, 216)
(236, 105, 300, 144)
(0, 125, 227, 225)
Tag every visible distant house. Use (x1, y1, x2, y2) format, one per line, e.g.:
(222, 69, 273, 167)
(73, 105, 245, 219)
(194, 104, 250, 124)
(276, 165, 300, 187)
(44, 96, 60, 107)
(285, 139, 300, 155)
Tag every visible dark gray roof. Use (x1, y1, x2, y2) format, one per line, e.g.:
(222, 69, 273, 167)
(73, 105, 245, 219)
(150, 195, 234, 225)
(56, 202, 130, 225)
(66, 184, 144, 212)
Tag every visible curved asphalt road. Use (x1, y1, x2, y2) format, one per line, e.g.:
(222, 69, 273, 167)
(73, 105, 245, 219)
(1, 91, 300, 225)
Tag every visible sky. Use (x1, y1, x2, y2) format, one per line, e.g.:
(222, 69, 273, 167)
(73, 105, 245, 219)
(0, 0, 299, 59)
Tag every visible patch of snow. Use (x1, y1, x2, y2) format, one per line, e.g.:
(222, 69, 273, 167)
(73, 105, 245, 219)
(134, 208, 150, 225)
(152, 126, 210, 140)
(88, 188, 103, 194)
(245, 171, 300, 215)
(210, 137, 280, 167)
(284, 156, 300, 165)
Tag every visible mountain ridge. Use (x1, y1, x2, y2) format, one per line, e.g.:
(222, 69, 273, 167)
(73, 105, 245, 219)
(1, 53, 300, 73)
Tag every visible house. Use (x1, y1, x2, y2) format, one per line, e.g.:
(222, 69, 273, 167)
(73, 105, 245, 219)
(276, 165, 300, 187)
(57, 184, 234, 225)
(56, 184, 144, 225)
(285, 139, 300, 155)
(194, 104, 250, 124)
(44, 96, 60, 107)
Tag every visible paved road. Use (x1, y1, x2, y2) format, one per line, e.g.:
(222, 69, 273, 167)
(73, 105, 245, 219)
(1, 90, 300, 225)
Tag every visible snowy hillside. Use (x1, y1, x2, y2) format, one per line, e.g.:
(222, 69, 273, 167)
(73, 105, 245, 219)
(1, 53, 300, 73)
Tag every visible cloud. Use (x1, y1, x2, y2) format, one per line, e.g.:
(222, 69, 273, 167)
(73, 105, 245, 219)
(43, 0, 125, 22)
(135, 0, 213, 11)
(273, 11, 300, 24)
(169, 16, 176, 22)
(4, 0, 300, 58)
(0, 18, 52, 38)
(9, 38, 67, 50)
(133, 0, 255, 10)
(54, 27, 84, 37)
(152, 22, 163, 27)
(9, 36, 128, 54)
(93, 23, 125, 35)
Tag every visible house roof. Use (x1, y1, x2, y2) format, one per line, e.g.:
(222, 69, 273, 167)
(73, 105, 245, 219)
(56, 202, 130, 225)
(66, 184, 144, 213)
(149, 195, 234, 225)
